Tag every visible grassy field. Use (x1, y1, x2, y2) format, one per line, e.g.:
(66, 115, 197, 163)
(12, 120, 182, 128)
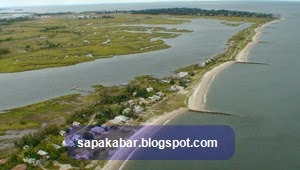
(0, 94, 80, 134)
(0, 13, 191, 72)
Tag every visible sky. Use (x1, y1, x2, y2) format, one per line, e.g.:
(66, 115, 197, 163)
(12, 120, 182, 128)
(0, 0, 298, 8)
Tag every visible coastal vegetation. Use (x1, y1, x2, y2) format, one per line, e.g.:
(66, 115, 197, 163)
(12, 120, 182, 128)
(130, 8, 276, 18)
(0, 13, 190, 73)
(0, 7, 277, 73)
(0, 8, 278, 170)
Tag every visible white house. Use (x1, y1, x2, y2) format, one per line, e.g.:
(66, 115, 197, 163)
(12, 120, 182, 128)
(60, 130, 66, 136)
(127, 100, 135, 106)
(122, 108, 132, 115)
(62, 139, 75, 147)
(134, 105, 144, 114)
(72, 121, 81, 127)
(146, 87, 154, 93)
(52, 143, 62, 150)
(170, 85, 184, 92)
(23, 158, 41, 166)
(109, 119, 123, 125)
(115, 115, 130, 122)
(156, 91, 164, 97)
(162, 79, 171, 83)
(83, 40, 90, 43)
(149, 95, 161, 102)
(177, 72, 189, 78)
(37, 150, 48, 156)
(23, 145, 29, 150)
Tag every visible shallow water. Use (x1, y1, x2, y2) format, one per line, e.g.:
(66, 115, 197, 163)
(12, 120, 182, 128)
(124, 2, 300, 170)
(0, 19, 248, 111)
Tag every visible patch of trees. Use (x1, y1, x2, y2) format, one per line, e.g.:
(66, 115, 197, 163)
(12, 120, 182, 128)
(0, 48, 10, 55)
(0, 37, 13, 42)
(16, 124, 59, 147)
(66, 107, 95, 124)
(0, 16, 33, 25)
(44, 26, 66, 31)
(129, 8, 276, 18)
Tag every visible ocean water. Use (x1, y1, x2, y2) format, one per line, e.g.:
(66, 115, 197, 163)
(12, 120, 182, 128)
(124, 2, 300, 170)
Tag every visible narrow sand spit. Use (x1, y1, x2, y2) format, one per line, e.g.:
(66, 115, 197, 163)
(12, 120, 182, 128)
(188, 19, 282, 111)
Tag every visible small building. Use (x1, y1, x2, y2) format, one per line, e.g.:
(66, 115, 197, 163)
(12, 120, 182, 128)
(127, 100, 135, 106)
(72, 121, 81, 127)
(37, 150, 48, 156)
(52, 143, 62, 150)
(83, 40, 90, 43)
(169, 85, 184, 92)
(90, 126, 105, 134)
(122, 108, 132, 115)
(177, 72, 189, 78)
(62, 139, 75, 147)
(60, 130, 67, 136)
(149, 95, 161, 102)
(115, 115, 130, 122)
(23, 145, 29, 150)
(146, 87, 154, 93)
(23, 158, 41, 166)
(156, 91, 164, 97)
(139, 97, 150, 105)
(134, 105, 144, 114)
(162, 79, 171, 83)
(109, 119, 123, 125)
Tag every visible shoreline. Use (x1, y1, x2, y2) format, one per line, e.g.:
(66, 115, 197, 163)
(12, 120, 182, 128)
(188, 18, 282, 112)
(101, 108, 188, 170)
(101, 17, 282, 170)
(0, 17, 280, 169)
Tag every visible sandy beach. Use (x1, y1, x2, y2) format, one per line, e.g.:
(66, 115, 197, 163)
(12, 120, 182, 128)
(188, 61, 235, 111)
(101, 108, 188, 170)
(236, 19, 282, 62)
(188, 19, 282, 112)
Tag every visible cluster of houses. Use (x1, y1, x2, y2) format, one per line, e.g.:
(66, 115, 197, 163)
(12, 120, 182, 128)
(69, 15, 115, 20)
(174, 72, 189, 79)
(122, 87, 165, 115)
(22, 149, 51, 166)
(201, 58, 216, 67)
(61, 114, 131, 147)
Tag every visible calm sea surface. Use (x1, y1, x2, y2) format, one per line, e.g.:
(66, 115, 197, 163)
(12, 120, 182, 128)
(123, 2, 300, 170)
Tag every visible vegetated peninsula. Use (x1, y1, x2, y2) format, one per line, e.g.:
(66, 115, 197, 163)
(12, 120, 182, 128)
(0, 8, 278, 170)
(0, 8, 277, 73)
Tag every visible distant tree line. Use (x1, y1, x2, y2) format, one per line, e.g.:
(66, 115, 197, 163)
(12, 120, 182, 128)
(0, 16, 33, 25)
(129, 8, 276, 18)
